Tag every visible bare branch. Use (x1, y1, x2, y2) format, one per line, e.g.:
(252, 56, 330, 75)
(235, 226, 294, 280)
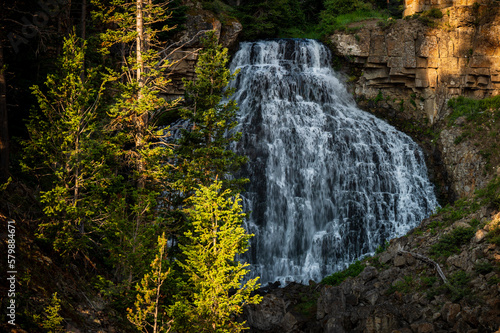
(398, 250, 449, 285)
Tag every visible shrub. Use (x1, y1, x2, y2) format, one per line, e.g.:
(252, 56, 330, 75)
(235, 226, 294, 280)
(447, 95, 500, 126)
(375, 240, 390, 254)
(488, 276, 500, 285)
(454, 131, 471, 145)
(430, 227, 475, 257)
(426, 271, 472, 302)
(387, 275, 416, 294)
(469, 218, 481, 228)
(435, 198, 480, 225)
(33, 293, 64, 333)
(420, 276, 437, 288)
(415, 8, 443, 26)
(427, 220, 444, 234)
(378, 17, 396, 29)
(374, 90, 384, 103)
(322, 260, 365, 285)
(475, 261, 494, 275)
(319, 0, 389, 35)
(425, 8, 443, 18)
(448, 271, 472, 301)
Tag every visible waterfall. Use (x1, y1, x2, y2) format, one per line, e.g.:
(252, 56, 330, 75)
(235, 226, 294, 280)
(229, 39, 438, 285)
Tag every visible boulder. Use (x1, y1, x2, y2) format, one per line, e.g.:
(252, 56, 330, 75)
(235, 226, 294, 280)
(361, 266, 379, 282)
(220, 18, 242, 50)
(365, 311, 397, 333)
(244, 294, 286, 331)
(280, 312, 299, 332)
(441, 302, 461, 325)
(394, 254, 406, 267)
(474, 229, 488, 243)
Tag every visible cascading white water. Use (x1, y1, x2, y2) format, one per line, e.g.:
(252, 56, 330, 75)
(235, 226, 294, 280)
(229, 39, 438, 285)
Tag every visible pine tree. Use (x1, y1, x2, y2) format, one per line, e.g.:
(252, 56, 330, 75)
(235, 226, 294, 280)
(22, 32, 110, 254)
(34, 292, 64, 333)
(169, 181, 261, 333)
(174, 31, 247, 197)
(128, 232, 172, 333)
(92, 0, 180, 287)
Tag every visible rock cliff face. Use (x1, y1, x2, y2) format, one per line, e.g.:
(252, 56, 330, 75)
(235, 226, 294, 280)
(330, 1, 500, 124)
(329, 1, 500, 199)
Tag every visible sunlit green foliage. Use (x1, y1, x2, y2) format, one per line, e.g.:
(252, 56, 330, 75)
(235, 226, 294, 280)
(319, 7, 389, 35)
(128, 233, 171, 333)
(22, 33, 111, 254)
(447, 95, 500, 125)
(169, 181, 261, 332)
(33, 293, 64, 333)
(92, 0, 181, 289)
(446, 96, 500, 174)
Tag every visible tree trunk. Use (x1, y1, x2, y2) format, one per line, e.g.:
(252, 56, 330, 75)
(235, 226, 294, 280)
(136, 0, 145, 190)
(128, 0, 146, 289)
(81, 0, 86, 41)
(75, 132, 82, 233)
(0, 39, 9, 180)
(136, 0, 144, 92)
(77, 0, 86, 233)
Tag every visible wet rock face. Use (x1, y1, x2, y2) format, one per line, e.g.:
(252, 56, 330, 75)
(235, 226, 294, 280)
(242, 282, 323, 332)
(244, 294, 286, 331)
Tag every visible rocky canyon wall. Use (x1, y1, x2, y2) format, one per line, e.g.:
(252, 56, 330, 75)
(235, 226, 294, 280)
(330, 0, 500, 124)
(329, 1, 500, 199)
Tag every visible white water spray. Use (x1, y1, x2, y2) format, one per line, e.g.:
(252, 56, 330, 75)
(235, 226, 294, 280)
(229, 39, 438, 284)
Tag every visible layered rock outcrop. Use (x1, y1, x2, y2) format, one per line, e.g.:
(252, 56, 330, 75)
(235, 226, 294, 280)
(330, 1, 500, 124)
(329, 1, 500, 199)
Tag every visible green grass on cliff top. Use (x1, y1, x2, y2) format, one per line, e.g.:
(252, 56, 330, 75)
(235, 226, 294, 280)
(319, 9, 390, 35)
(447, 95, 500, 125)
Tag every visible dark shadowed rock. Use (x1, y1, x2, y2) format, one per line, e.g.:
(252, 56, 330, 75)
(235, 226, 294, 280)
(244, 294, 286, 331)
(317, 285, 346, 320)
(361, 265, 378, 282)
